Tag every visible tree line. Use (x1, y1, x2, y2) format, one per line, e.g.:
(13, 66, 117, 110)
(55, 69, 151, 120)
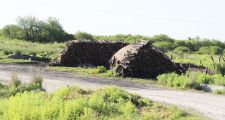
(0, 16, 224, 55)
(0, 16, 73, 42)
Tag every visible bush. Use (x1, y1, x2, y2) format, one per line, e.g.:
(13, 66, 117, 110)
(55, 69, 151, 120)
(216, 63, 225, 76)
(153, 41, 174, 52)
(0, 74, 44, 98)
(174, 46, 191, 53)
(96, 66, 107, 73)
(157, 72, 225, 90)
(198, 46, 223, 55)
(74, 31, 94, 41)
(10, 73, 21, 87)
(157, 73, 194, 89)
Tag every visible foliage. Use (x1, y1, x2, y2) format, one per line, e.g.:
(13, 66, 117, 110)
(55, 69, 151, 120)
(0, 36, 64, 63)
(97, 66, 107, 73)
(216, 63, 225, 76)
(74, 31, 94, 40)
(0, 75, 44, 98)
(16, 16, 73, 42)
(48, 66, 119, 78)
(153, 41, 174, 52)
(0, 86, 201, 120)
(157, 72, 225, 90)
(168, 53, 222, 70)
(198, 46, 223, 55)
(214, 89, 225, 95)
(150, 34, 175, 43)
(2, 24, 23, 39)
(174, 46, 191, 54)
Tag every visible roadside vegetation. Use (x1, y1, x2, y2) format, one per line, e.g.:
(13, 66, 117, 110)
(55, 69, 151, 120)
(0, 36, 64, 63)
(157, 72, 225, 90)
(0, 74, 44, 98)
(0, 84, 202, 120)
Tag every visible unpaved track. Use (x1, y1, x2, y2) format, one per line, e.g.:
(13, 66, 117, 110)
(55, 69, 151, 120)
(0, 63, 225, 120)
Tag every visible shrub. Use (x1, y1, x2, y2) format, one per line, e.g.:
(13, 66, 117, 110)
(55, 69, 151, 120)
(10, 73, 21, 87)
(153, 41, 174, 52)
(157, 72, 225, 90)
(157, 73, 194, 89)
(31, 75, 43, 88)
(96, 66, 107, 73)
(74, 31, 94, 41)
(198, 46, 223, 55)
(174, 46, 190, 53)
(216, 63, 225, 76)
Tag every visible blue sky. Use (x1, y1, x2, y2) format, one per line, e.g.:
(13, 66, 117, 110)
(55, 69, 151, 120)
(1, 0, 225, 41)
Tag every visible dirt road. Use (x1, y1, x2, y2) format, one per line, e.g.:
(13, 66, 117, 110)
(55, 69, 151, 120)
(0, 63, 224, 120)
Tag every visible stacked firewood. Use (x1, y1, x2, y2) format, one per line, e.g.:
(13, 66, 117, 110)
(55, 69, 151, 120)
(109, 42, 177, 78)
(54, 40, 128, 67)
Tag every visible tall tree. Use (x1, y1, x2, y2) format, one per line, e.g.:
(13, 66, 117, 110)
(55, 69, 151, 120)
(46, 17, 66, 42)
(17, 16, 41, 41)
(2, 24, 22, 39)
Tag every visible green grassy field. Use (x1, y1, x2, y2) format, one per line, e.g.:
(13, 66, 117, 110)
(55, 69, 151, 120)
(167, 52, 222, 70)
(0, 36, 64, 63)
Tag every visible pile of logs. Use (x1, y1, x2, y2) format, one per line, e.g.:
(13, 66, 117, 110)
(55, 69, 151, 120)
(109, 42, 177, 78)
(53, 40, 213, 78)
(54, 40, 128, 67)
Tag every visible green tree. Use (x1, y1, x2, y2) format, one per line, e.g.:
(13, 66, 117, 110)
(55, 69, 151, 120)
(174, 46, 191, 53)
(153, 41, 174, 52)
(74, 31, 94, 40)
(17, 16, 72, 42)
(198, 46, 223, 55)
(2, 24, 22, 39)
(45, 17, 68, 42)
(17, 16, 41, 41)
(150, 34, 174, 43)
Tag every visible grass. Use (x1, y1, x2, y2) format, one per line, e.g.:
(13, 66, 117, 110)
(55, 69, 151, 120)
(168, 52, 223, 70)
(0, 86, 202, 120)
(0, 36, 64, 63)
(157, 72, 225, 90)
(48, 66, 118, 77)
(214, 89, 225, 95)
(0, 74, 44, 98)
(48, 66, 155, 84)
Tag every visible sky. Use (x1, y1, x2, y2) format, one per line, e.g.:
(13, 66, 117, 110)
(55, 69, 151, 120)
(0, 0, 225, 41)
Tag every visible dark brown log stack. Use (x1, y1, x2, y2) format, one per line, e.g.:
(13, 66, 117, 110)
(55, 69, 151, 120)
(109, 42, 177, 78)
(54, 40, 128, 67)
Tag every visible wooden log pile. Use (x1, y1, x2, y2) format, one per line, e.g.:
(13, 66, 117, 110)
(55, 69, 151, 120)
(54, 40, 128, 67)
(109, 42, 177, 78)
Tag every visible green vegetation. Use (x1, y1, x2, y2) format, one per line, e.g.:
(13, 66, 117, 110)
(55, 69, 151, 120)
(168, 53, 224, 70)
(1, 16, 73, 42)
(0, 36, 64, 63)
(0, 86, 201, 120)
(214, 89, 225, 95)
(75, 31, 94, 41)
(157, 72, 225, 90)
(48, 66, 119, 78)
(0, 74, 44, 98)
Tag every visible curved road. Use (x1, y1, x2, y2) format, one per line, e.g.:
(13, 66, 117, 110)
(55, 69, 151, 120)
(0, 63, 224, 120)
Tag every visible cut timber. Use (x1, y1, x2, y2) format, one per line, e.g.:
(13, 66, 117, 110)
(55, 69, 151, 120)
(54, 40, 128, 67)
(109, 42, 177, 78)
